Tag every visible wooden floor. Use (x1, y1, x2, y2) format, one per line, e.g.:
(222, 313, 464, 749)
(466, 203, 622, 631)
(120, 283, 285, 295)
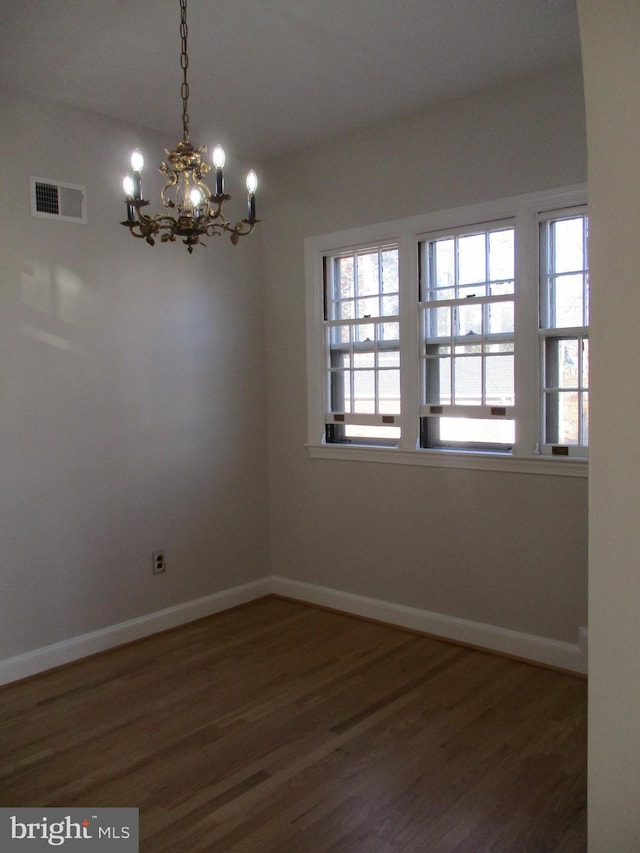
(1, 597, 587, 852)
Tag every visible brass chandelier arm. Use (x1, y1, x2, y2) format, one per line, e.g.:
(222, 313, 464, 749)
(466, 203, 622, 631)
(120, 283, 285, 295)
(225, 219, 259, 246)
(121, 205, 258, 253)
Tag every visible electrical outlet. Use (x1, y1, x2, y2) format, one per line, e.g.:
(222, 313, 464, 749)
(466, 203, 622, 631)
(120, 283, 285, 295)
(152, 551, 166, 574)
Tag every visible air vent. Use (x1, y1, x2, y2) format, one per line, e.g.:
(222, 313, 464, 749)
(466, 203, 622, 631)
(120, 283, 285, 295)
(30, 177, 86, 223)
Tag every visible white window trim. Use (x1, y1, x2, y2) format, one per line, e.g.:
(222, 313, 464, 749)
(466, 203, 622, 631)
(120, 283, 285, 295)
(305, 185, 588, 478)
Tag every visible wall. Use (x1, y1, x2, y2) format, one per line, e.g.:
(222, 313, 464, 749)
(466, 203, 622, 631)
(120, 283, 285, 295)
(262, 66, 588, 653)
(578, 2, 640, 849)
(0, 89, 270, 666)
(0, 65, 590, 680)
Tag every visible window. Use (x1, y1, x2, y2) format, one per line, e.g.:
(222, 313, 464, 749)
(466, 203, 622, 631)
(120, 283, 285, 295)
(305, 186, 588, 475)
(419, 223, 515, 451)
(324, 244, 401, 445)
(539, 209, 589, 455)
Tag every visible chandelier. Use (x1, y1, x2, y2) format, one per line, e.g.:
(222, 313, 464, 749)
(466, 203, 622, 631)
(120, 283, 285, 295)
(121, 0, 259, 252)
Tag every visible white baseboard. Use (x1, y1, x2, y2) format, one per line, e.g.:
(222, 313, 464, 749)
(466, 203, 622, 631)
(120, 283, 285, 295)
(0, 578, 271, 686)
(271, 576, 588, 675)
(0, 575, 587, 685)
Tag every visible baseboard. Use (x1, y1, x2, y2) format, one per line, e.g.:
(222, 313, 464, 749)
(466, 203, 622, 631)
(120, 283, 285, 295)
(0, 578, 271, 686)
(0, 575, 587, 685)
(270, 576, 588, 675)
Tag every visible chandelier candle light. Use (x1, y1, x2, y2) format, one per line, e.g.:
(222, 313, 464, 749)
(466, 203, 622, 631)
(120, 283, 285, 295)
(121, 0, 259, 252)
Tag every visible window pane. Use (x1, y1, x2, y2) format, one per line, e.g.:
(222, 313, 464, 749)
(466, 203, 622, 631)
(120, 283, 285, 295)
(358, 296, 379, 318)
(489, 229, 515, 281)
(378, 350, 400, 368)
(453, 356, 482, 404)
(329, 348, 347, 370)
(381, 249, 399, 293)
(426, 356, 451, 404)
(486, 355, 514, 405)
(344, 425, 400, 441)
(353, 352, 374, 369)
(338, 300, 355, 320)
(457, 303, 482, 336)
(558, 339, 579, 387)
(546, 391, 580, 444)
(355, 323, 374, 343)
(458, 284, 484, 300)
(487, 301, 514, 335)
(379, 370, 400, 413)
(429, 286, 455, 301)
(329, 370, 350, 412)
(490, 280, 514, 296)
(486, 342, 513, 354)
(427, 306, 450, 337)
(357, 252, 379, 295)
(382, 294, 399, 316)
(379, 321, 399, 341)
(434, 239, 455, 288)
(353, 370, 375, 413)
(337, 257, 354, 299)
(546, 337, 580, 389)
(551, 274, 584, 327)
(458, 234, 486, 285)
(331, 324, 350, 345)
(438, 417, 515, 446)
(553, 217, 584, 273)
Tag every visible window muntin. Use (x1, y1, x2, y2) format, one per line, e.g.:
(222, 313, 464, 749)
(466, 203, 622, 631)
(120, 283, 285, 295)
(324, 244, 401, 445)
(420, 224, 516, 451)
(540, 210, 589, 453)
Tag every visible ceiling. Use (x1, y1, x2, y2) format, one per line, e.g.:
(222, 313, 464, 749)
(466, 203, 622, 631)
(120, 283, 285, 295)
(0, 0, 581, 162)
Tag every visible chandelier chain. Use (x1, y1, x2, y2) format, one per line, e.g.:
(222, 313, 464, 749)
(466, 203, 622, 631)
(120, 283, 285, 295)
(180, 0, 190, 140)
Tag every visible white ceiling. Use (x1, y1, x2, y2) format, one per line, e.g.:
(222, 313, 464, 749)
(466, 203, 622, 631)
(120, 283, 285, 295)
(0, 0, 581, 162)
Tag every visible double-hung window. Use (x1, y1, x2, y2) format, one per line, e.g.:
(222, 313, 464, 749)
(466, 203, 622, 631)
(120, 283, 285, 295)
(306, 186, 588, 474)
(539, 208, 589, 455)
(419, 222, 516, 451)
(324, 243, 401, 445)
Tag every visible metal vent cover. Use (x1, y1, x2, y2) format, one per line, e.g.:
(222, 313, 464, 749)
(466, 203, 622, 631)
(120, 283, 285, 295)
(30, 177, 86, 223)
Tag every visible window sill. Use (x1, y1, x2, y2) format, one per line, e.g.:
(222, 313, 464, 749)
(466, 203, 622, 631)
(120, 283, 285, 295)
(307, 444, 588, 477)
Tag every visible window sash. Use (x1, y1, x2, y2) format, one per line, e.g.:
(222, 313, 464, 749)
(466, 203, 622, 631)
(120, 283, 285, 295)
(419, 223, 516, 449)
(324, 243, 401, 444)
(541, 333, 589, 448)
(539, 208, 589, 453)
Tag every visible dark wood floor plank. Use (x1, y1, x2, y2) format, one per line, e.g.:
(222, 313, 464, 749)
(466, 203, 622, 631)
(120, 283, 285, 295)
(0, 596, 587, 851)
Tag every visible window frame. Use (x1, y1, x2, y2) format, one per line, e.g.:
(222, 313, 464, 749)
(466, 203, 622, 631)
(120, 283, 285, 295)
(538, 207, 590, 457)
(418, 219, 517, 453)
(305, 185, 588, 478)
(323, 242, 402, 447)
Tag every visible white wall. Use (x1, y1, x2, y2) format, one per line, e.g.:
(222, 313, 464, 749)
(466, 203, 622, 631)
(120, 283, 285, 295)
(0, 65, 590, 677)
(262, 67, 588, 648)
(0, 89, 270, 661)
(578, 3, 640, 849)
